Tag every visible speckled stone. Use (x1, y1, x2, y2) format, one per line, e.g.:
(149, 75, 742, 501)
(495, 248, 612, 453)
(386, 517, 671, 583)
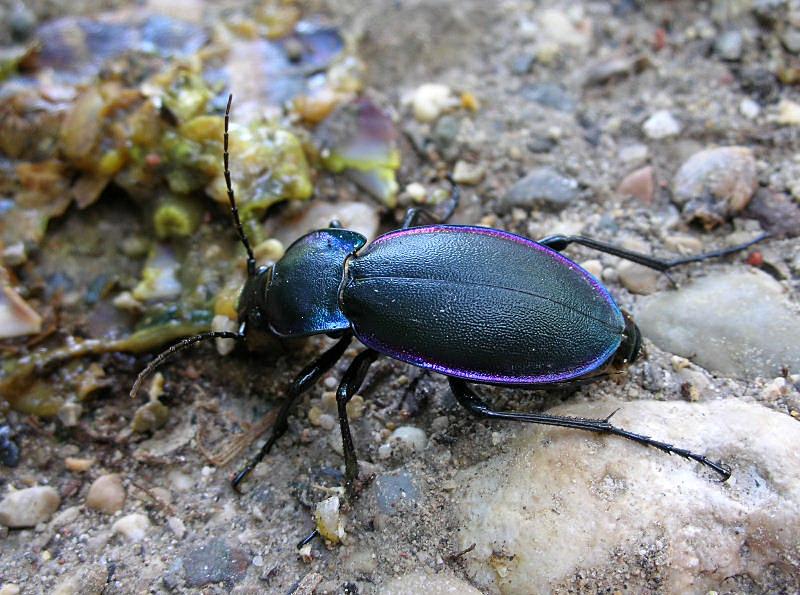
(183, 539, 249, 588)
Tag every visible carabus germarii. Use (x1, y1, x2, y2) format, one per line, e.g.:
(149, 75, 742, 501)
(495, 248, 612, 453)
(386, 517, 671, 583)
(133, 96, 767, 514)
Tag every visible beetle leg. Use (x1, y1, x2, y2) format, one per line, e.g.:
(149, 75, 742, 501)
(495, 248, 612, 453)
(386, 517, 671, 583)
(231, 333, 353, 492)
(537, 233, 769, 272)
(448, 378, 731, 480)
(401, 177, 461, 228)
(336, 349, 379, 496)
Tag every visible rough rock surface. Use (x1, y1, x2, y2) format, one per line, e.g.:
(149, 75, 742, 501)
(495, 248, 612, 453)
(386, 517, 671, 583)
(456, 398, 800, 594)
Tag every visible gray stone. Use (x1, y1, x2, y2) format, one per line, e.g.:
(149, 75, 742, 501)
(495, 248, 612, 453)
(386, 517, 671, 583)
(183, 539, 249, 588)
(715, 30, 744, 61)
(781, 28, 800, 54)
(456, 398, 800, 593)
(511, 53, 535, 75)
(374, 471, 421, 515)
(502, 167, 579, 211)
(431, 115, 462, 161)
(521, 83, 576, 112)
(637, 269, 800, 377)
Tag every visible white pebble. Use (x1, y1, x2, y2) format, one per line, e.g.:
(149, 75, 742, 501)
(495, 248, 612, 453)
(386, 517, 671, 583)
(167, 516, 186, 539)
(452, 161, 486, 185)
(168, 470, 194, 491)
(412, 83, 457, 123)
(315, 495, 345, 543)
(112, 513, 150, 543)
(642, 110, 681, 139)
(739, 98, 760, 119)
(580, 259, 603, 279)
(0, 585, 21, 595)
(212, 314, 237, 356)
(618, 144, 649, 166)
(776, 99, 800, 126)
(405, 182, 427, 202)
(0, 486, 60, 528)
(388, 426, 427, 453)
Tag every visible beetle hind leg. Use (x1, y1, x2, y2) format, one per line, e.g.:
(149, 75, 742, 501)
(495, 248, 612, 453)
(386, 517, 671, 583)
(538, 233, 768, 273)
(231, 333, 353, 492)
(449, 378, 731, 481)
(336, 349, 379, 496)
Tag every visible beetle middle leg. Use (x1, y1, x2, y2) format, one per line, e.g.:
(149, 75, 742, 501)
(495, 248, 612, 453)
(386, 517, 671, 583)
(448, 378, 731, 480)
(231, 332, 353, 492)
(336, 348, 379, 495)
(538, 233, 768, 272)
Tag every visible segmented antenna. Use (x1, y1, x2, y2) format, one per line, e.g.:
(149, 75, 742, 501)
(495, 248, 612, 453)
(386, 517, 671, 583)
(224, 94, 257, 277)
(130, 331, 243, 399)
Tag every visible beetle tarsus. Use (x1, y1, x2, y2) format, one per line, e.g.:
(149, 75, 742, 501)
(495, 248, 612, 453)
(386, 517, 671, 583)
(335, 349, 379, 496)
(449, 378, 731, 480)
(230, 333, 353, 493)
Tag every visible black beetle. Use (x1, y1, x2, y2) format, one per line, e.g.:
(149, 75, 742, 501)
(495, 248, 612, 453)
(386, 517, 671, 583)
(133, 96, 767, 503)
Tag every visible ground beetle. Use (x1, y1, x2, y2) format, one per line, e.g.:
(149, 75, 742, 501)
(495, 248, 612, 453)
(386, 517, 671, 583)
(133, 96, 767, 515)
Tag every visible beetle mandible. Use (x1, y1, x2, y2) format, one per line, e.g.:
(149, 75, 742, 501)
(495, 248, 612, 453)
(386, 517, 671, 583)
(133, 96, 767, 502)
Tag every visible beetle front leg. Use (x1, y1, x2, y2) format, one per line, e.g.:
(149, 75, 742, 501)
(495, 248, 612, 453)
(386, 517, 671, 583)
(231, 332, 353, 492)
(336, 349, 379, 496)
(402, 177, 461, 228)
(448, 378, 731, 480)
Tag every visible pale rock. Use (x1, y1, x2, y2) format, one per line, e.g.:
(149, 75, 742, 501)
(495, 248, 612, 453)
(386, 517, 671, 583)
(382, 570, 483, 594)
(86, 474, 126, 514)
(776, 99, 800, 126)
(456, 398, 800, 594)
(412, 84, 457, 123)
(617, 260, 660, 295)
(643, 110, 681, 139)
(51, 564, 106, 595)
(0, 486, 60, 528)
(739, 98, 761, 119)
(112, 513, 150, 542)
(452, 160, 486, 185)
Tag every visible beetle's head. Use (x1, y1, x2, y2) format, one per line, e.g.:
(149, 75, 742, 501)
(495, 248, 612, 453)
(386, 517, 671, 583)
(237, 265, 273, 342)
(612, 310, 642, 369)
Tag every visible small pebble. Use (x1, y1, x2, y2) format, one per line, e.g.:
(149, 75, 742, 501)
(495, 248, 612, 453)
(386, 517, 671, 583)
(714, 30, 743, 61)
(131, 399, 169, 433)
(1, 242, 26, 267)
(0, 426, 19, 467)
(502, 167, 579, 212)
(315, 495, 345, 543)
(212, 314, 237, 356)
(452, 160, 486, 185)
(618, 144, 649, 166)
(405, 182, 427, 202)
(0, 486, 60, 528)
(781, 28, 800, 54)
(112, 513, 150, 542)
(776, 99, 800, 126)
(663, 234, 703, 254)
(580, 259, 603, 279)
(617, 260, 660, 295)
(168, 470, 194, 491)
(672, 146, 757, 227)
(318, 413, 336, 431)
(643, 110, 681, 139)
(0, 585, 20, 595)
(57, 402, 83, 427)
(521, 83, 576, 112)
(617, 166, 654, 203)
(412, 83, 457, 123)
(167, 516, 186, 539)
(64, 457, 94, 473)
(387, 426, 427, 453)
(739, 98, 761, 119)
(86, 474, 126, 514)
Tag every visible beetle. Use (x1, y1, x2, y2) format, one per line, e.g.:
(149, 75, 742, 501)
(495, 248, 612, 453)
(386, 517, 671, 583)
(133, 96, 767, 501)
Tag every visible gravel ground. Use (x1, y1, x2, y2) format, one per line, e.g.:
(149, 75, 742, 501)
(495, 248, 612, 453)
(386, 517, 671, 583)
(2, 1, 800, 594)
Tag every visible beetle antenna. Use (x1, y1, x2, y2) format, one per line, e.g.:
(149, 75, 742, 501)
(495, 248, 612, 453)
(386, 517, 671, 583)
(130, 331, 244, 399)
(224, 94, 257, 277)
